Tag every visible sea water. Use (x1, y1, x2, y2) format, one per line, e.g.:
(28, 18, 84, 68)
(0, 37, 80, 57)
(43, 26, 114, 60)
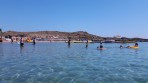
(0, 42, 148, 83)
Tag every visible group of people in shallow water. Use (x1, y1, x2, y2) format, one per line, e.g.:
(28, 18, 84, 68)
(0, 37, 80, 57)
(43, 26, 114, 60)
(15, 37, 36, 47)
(97, 42, 139, 50)
(15, 36, 139, 50)
(67, 37, 139, 50)
(119, 42, 138, 48)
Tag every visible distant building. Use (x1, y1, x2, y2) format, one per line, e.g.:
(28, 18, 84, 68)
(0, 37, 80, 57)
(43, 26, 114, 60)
(114, 35, 122, 38)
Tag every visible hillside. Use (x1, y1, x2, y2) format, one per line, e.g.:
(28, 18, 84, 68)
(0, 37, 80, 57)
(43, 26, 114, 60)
(2, 31, 103, 40)
(2, 31, 148, 42)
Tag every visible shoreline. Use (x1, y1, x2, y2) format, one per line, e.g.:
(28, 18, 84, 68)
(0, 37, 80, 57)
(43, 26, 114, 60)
(1, 41, 66, 43)
(0, 40, 140, 43)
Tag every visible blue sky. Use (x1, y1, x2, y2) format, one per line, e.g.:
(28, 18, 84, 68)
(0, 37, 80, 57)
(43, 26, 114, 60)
(0, 0, 148, 38)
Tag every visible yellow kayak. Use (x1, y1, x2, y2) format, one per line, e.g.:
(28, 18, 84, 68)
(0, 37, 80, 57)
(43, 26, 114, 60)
(130, 46, 139, 49)
(27, 40, 33, 43)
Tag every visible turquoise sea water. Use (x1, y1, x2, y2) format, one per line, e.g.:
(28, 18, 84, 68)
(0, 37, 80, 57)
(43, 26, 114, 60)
(0, 42, 148, 83)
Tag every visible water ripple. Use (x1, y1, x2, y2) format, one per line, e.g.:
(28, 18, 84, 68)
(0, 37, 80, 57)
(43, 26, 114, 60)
(0, 43, 148, 83)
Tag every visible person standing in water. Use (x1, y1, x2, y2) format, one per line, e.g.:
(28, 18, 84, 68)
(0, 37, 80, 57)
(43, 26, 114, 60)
(86, 39, 88, 48)
(68, 37, 71, 47)
(20, 37, 24, 47)
(100, 42, 103, 49)
(97, 41, 103, 49)
(11, 38, 13, 43)
(33, 38, 36, 45)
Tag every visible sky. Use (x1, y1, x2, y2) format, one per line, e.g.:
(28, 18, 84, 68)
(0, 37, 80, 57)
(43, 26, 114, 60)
(0, 0, 148, 38)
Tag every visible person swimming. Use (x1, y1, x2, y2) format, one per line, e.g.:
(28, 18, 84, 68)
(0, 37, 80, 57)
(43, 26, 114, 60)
(97, 42, 107, 50)
(120, 45, 123, 48)
(135, 42, 138, 47)
(97, 42, 103, 49)
(126, 46, 130, 48)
